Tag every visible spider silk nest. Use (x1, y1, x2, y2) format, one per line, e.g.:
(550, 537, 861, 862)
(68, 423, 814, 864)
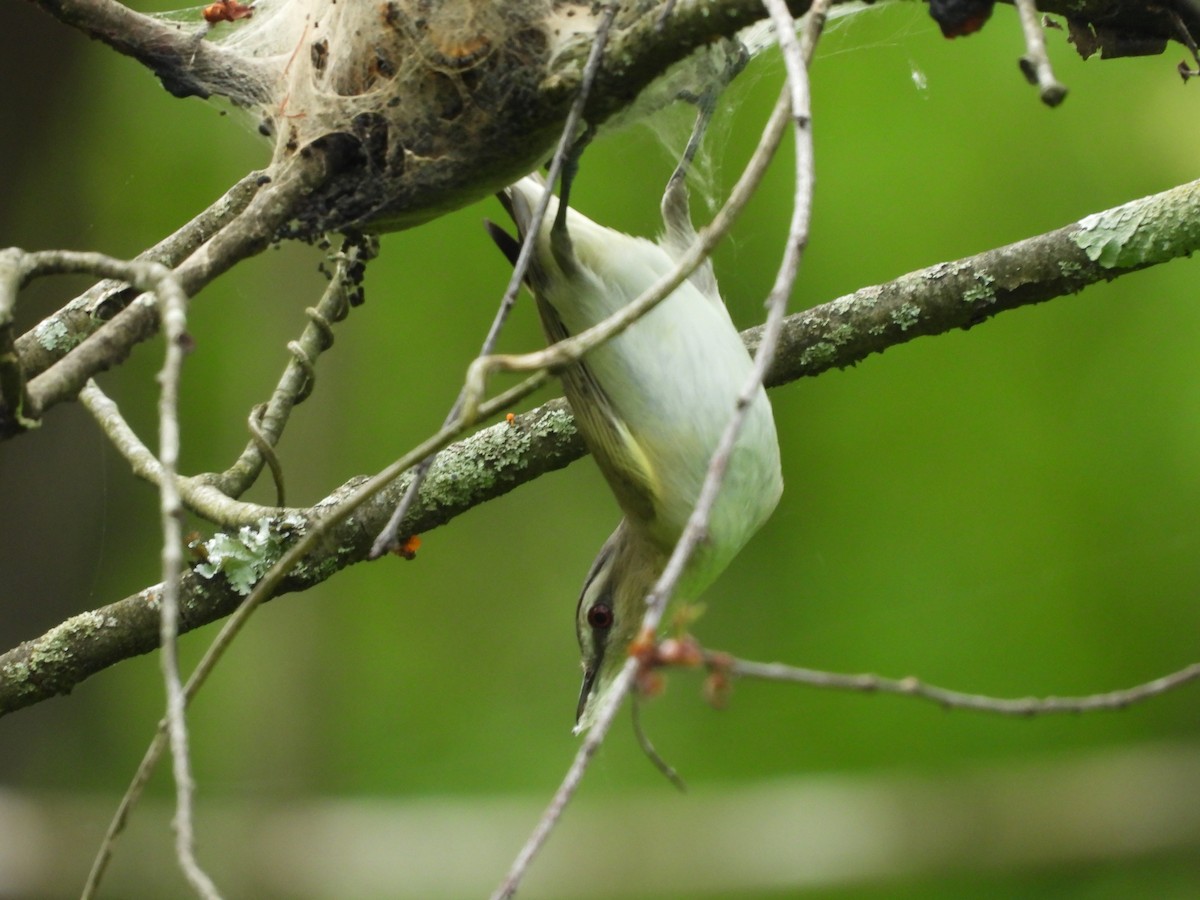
(209, 0, 807, 235)
(214, 0, 599, 234)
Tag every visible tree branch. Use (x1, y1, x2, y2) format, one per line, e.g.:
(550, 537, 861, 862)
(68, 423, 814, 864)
(25, 0, 273, 102)
(4, 153, 330, 436)
(707, 651, 1200, 715)
(2, 177, 1199, 715)
(13, 170, 265, 385)
(748, 178, 1200, 382)
(23, 0, 1195, 240)
(0, 399, 581, 716)
(9, 0, 1197, 439)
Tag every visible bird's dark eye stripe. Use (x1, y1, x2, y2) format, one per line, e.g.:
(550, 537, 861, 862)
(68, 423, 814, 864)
(576, 538, 618, 619)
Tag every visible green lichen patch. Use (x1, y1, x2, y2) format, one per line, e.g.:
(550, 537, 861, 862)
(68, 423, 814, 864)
(798, 340, 839, 369)
(1058, 259, 1083, 279)
(890, 303, 921, 331)
(194, 514, 305, 595)
(32, 318, 78, 353)
(1074, 187, 1200, 269)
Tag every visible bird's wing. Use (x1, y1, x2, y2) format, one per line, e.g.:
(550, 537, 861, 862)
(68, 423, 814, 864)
(535, 299, 661, 528)
(490, 176, 663, 528)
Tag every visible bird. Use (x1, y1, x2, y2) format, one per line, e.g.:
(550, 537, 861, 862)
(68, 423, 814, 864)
(486, 163, 782, 731)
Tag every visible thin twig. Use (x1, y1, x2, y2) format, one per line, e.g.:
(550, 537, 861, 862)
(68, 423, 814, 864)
(203, 234, 378, 502)
(719, 655, 1200, 715)
(643, 0, 817, 668)
(26, 152, 331, 422)
(1014, 0, 1067, 105)
(80, 381, 282, 526)
(489, 661, 638, 900)
(370, 4, 620, 559)
(492, 5, 827, 895)
(460, 88, 792, 423)
(0, 248, 38, 430)
(81, 370, 551, 898)
(13, 171, 266, 385)
(28, 0, 271, 105)
(631, 697, 687, 791)
(1, 249, 221, 898)
(490, 79, 793, 900)
(152, 247, 222, 898)
(246, 404, 287, 506)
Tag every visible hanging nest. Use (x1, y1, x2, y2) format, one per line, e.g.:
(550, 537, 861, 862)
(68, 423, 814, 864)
(211, 0, 611, 235)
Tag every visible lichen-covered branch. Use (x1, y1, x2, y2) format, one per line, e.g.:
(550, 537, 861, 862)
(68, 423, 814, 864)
(9, 0, 1197, 438)
(748, 178, 1200, 383)
(25, 0, 274, 102)
(13, 171, 265, 384)
(7, 153, 331, 434)
(0, 400, 583, 716)
(25, 0, 1195, 239)
(3, 178, 1198, 717)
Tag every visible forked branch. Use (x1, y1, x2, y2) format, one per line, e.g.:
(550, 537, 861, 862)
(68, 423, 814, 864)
(4, 176, 1200, 715)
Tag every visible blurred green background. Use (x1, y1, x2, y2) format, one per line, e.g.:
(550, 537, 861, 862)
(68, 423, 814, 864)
(2, 2, 1199, 897)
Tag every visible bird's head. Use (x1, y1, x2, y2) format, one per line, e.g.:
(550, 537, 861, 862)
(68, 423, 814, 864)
(574, 521, 665, 732)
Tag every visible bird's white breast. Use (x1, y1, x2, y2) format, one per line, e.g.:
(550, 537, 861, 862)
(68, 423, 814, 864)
(526, 191, 782, 590)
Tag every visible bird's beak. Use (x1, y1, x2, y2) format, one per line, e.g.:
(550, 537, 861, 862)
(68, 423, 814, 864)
(576, 664, 598, 724)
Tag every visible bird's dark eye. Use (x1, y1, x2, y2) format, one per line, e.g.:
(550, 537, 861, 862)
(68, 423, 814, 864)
(586, 603, 613, 630)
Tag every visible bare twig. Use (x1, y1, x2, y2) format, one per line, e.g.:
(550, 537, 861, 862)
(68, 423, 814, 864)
(495, 240, 780, 882)
(245, 404, 287, 506)
(492, 4, 827, 895)
(13, 171, 266, 385)
(202, 233, 378, 503)
(1014, 0, 1068, 105)
(631, 697, 687, 791)
(24, 153, 330, 423)
(0, 248, 38, 430)
(643, 0, 814, 647)
(717, 655, 1200, 715)
(461, 83, 793, 423)
(7, 174, 1200, 718)
(80, 381, 282, 525)
(82, 370, 552, 897)
(27, 0, 270, 104)
(489, 661, 638, 900)
(370, 3, 619, 558)
(151, 244, 222, 899)
(0, 248, 221, 897)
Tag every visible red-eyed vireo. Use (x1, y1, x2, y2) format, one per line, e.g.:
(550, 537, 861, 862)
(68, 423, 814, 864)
(487, 171, 782, 731)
